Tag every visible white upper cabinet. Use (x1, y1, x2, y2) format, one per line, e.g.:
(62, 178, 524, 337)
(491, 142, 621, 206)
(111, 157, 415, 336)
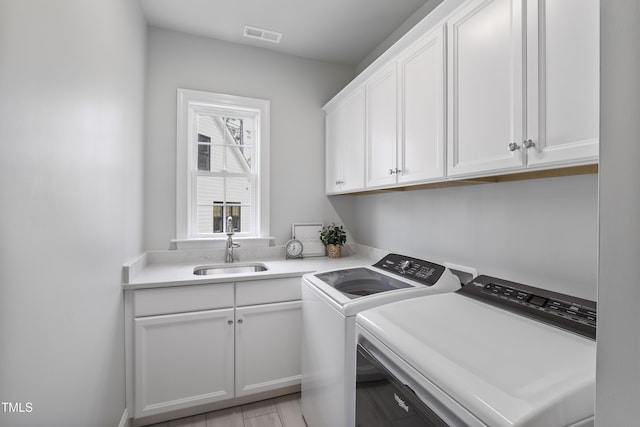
(325, 86, 366, 194)
(526, 0, 599, 167)
(324, 0, 599, 192)
(448, 0, 599, 178)
(397, 25, 447, 184)
(366, 63, 398, 188)
(447, 0, 526, 177)
(325, 107, 342, 194)
(342, 87, 367, 192)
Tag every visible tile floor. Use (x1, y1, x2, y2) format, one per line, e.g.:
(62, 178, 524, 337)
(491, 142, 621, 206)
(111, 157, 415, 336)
(146, 393, 307, 427)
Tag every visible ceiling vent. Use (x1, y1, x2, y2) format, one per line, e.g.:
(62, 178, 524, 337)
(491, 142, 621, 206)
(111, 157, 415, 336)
(243, 25, 283, 44)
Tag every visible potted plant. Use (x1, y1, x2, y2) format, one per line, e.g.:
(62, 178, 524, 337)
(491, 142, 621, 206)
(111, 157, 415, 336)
(319, 223, 347, 258)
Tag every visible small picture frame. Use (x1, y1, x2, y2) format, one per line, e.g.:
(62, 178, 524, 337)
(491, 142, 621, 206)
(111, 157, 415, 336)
(291, 223, 325, 257)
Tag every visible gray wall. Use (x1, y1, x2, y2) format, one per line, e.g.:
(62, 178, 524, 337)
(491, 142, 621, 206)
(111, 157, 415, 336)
(0, 1, 146, 426)
(346, 174, 598, 299)
(596, 0, 640, 423)
(144, 27, 355, 250)
(356, 0, 444, 74)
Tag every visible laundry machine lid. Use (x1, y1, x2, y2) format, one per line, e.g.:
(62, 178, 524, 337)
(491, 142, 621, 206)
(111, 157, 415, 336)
(356, 292, 596, 427)
(305, 253, 461, 316)
(315, 267, 413, 298)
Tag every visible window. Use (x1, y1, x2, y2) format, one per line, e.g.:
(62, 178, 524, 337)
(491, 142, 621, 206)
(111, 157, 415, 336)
(177, 89, 270, 240)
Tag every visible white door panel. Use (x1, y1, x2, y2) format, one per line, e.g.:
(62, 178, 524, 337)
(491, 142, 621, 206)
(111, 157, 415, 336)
(134, 309, 235, 418)
(526, 0, 599, 166)
(398, 26, 446, 183)
(235, 301, 302, 397)
(447, 0, 525, 177)
(367, 64, 398, 187)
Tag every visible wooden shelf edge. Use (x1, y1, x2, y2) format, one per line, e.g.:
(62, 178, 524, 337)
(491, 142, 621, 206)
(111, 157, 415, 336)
(329, 164, 598, 197)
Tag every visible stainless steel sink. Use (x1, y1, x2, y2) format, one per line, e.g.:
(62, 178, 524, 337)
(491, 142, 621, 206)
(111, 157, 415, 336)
(193, 263, 269, 276)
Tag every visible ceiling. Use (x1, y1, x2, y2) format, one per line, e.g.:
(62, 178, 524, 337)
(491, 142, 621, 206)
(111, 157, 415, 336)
(139, 0, 430, 66)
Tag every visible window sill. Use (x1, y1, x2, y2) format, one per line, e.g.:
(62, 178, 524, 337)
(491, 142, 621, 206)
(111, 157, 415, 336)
(171, 237, 275, 251)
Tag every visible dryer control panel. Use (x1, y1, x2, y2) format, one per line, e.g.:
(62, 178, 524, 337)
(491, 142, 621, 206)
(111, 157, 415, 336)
(373, 254, 446, 287)
(459, 275, 597, 339)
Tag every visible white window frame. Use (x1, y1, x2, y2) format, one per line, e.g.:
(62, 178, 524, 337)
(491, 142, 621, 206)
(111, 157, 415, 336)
(176, 88, 270, 241)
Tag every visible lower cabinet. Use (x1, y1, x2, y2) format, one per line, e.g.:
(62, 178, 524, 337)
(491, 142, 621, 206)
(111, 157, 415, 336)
(127, 277, 302, 421)
(235, 301, 302, 397)
(134, 308, 235, 418)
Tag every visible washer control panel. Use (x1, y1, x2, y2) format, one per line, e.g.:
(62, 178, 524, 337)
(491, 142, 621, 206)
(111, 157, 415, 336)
(459, 275, 597, 339)
(373, 253, 446, 287)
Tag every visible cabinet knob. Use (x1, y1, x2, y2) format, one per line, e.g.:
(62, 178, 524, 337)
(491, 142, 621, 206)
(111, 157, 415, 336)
(508, 142, 520, 152)
(523, 139, 535, 149)
(388, 168, 402, 175)
(227, 320, 233, 325)
(335, 180, 344, 185)
(237, 319, 243, 324)
(389, 169, 395, 175)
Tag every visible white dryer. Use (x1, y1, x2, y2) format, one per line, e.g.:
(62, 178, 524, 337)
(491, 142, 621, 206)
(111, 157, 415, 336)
(301, 253, 461, 427)
(355, 275, 597, 426)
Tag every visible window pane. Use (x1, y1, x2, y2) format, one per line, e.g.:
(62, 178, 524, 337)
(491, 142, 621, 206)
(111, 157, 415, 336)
(226, 177, 252, 205)
(228, 205, 252, 233)
(198, 133, 211, 143)
(197, 144, 210, 171)
(196, 176, 224, 205)
(197, 115, 225, 144)
(181, 90, 267, 239)
(208, 145, 225, 171)
(197, 205, 215, 234)
(196, 204, 252, 234)
(225, 146, 253, 172)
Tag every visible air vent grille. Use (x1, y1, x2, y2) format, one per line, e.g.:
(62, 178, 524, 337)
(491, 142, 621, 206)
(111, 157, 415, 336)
(243, 25, 282, 44)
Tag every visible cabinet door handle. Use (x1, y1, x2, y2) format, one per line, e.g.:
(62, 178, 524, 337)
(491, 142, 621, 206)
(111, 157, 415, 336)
(523, 139, 535, 149)
(388, 168, 402, 175)
(237, 319, 243, 324)
(227, 320, 233, 325)
(335, 180, 344, 185)
(508, 142, 520, 152)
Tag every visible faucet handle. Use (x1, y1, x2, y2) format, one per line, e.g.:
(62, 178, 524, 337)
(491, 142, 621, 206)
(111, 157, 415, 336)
(226, 216, 235, 232)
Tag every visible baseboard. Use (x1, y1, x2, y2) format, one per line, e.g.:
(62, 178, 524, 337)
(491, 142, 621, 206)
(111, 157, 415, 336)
(118, 408, 130, 427)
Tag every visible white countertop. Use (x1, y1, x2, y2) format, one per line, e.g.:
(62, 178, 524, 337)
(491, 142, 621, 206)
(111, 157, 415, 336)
(122, 244, 386, 290)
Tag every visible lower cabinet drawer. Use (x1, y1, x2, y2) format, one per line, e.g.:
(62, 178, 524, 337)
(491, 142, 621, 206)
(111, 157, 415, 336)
(133, 283, 234, 317)
(235, 277, 302, 306)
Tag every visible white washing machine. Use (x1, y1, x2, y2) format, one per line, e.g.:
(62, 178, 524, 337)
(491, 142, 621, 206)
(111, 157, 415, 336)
(301, 253, 461, 427)
(355, 275, 597, 426)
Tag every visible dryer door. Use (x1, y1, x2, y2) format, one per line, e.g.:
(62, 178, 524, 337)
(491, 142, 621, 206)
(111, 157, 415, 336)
(356, 343, 450, 427)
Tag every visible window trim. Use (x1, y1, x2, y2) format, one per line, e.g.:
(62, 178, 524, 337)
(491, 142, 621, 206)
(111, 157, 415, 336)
(176, 88, 270, 240)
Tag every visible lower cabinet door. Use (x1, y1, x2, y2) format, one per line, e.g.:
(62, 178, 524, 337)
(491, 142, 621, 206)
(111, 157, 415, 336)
(235, 300, 303, 397)
(134, 308, 235, 418)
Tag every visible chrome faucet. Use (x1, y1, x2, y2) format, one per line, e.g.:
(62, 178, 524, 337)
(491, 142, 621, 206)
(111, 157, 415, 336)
(225, 216, 240, 263)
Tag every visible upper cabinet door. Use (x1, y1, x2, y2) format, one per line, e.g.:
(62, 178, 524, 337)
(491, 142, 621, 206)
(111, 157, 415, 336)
(325, 86, 366, 194)
(526, 0, 599, 167)
(447, 0, 526, 177)
(366, 63, 398, 188)
(341, 86, 366, 192)
(397, 26, 446, 184)
(325, 106, 343, 194)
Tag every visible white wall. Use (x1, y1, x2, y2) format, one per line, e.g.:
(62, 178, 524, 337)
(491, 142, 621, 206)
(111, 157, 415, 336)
(144, 27, 355, 250)
(0, 1, 146, 426)
(596, 0, 640, 423)
(347, 174, 598, 299)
